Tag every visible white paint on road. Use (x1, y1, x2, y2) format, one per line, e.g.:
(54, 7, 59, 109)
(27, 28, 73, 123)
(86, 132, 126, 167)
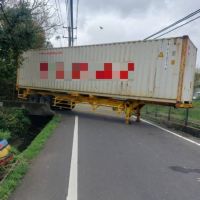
(66, 116, 78, 200)
(141, 118, 200, 147)
(75, 106, 200, 148)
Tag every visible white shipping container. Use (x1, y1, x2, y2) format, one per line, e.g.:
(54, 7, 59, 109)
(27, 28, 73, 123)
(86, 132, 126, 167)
(17, 36, 197, 105)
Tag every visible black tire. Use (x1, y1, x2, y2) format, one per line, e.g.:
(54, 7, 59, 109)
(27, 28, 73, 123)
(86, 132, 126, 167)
(39, 96, 46, 104)
(39, 96, 52, 106)
(28, 95, 40, 103)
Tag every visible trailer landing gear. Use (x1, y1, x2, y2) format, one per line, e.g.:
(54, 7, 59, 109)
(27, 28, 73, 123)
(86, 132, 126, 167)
(124, 102, 144, 124)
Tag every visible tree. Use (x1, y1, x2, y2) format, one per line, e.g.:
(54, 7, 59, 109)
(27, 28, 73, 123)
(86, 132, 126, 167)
(0, 0, 57, 99)
(45, 40, 53, 48)
(4, 0, 60, 36)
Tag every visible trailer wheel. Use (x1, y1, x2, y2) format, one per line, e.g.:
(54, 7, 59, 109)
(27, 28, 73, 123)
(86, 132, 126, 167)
(28, 95, 40, 103)
(39, 96, 52, 106)
(39, 96, 46, 104)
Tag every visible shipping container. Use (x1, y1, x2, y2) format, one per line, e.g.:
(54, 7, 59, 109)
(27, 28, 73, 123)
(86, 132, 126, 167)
(17, 36, 197, 123)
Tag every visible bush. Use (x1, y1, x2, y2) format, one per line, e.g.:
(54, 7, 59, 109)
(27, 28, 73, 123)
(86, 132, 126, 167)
(0, 115, 60, 200)
(0, 108, 31, 138)
(0, 130, 11, 140)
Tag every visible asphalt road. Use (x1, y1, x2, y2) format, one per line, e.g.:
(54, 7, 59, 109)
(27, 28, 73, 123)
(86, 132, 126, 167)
(9, 106, 200, 200)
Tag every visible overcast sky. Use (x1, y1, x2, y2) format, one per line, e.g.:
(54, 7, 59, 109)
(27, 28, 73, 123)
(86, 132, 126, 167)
(50, 0, 200, 67)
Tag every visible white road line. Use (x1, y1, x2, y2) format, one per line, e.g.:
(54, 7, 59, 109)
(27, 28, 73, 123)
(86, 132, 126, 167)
(75, 108, 200, 147)
(66, 116, 78, 200)
(141, 118, 200, 147)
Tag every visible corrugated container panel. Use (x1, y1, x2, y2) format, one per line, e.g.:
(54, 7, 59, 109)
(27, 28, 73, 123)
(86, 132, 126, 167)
(182, 39, 197, 101)
(18, 36, 197, 104)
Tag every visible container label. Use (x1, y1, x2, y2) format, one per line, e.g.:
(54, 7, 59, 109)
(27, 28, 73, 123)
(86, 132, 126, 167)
(39, 62, 135, 80)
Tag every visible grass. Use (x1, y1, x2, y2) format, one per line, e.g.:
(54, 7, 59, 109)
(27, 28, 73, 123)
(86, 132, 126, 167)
(189, 101, 200, 121)
(142, 101, 200, 123)
(0, 115, 60, 200)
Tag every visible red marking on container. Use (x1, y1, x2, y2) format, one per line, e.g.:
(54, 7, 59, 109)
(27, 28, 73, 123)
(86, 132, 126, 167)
(72, 71, 80, 79)
(96, 63, 112, 79)
(40, 63, 48, 71)
(104, 63, 112, 71)
(56, 62, 64, 71)
(56, 71, 64, 79)
(72, 63, 80, 71)
(40, 71, 48, 79)
(96, 71, 104, 79)
(39, 51, 63, 55)
(104, 70, 112, 79)
(80, 63, 88, 71)
(72, 63, 89, 79)
(120, 71, 128, 79)
(128, 63, 134, 71)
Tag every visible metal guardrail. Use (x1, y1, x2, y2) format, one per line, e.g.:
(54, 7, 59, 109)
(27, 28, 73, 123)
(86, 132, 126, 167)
(194, 80, 200, 88)
(141, 103, 200, 130)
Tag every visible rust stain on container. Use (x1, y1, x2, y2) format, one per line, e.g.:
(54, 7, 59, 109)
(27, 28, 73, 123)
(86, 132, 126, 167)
(171, 60, 175, 65)
(177, 36, 188, 102)
(158, 52, 164, 58)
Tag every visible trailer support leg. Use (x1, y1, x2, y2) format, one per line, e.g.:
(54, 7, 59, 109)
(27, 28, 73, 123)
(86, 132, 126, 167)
(125, 111, 132, 124)
(124, 102, 133, 124)
(136, 106, 141, 122)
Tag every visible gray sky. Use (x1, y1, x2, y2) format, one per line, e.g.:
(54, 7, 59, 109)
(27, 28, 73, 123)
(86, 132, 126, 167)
(50, 0, 200, 67)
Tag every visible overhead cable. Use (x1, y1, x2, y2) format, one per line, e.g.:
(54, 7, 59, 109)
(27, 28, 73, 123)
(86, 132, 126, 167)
(75, 0, 79, 44)
(154, 15, 200, 39)
(144, 9, 200, 40)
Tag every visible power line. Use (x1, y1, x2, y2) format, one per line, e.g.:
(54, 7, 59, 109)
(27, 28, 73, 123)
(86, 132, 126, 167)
(54, 0, 63, 27)
(57, 0, 67, 47)
(63, 0, 79, 47)
(70, 0, 74, 46)
(75, 0, 79, 45)
(57, 0, 63, 20)
(63, 0, 76, 47)
(75, 0, 79, 28)
(64, 0, 69, 24)
(154, 15, 200, 39)
(55, 0, 65, 47)
(144, 9, 200, 40)
(64, 0, 71, 46)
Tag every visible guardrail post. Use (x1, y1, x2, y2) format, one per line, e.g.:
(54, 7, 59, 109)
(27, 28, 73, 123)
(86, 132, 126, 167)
(146, 105, 148, 114)
(155, 105, 158, 117)
(168, 107, 171, 121)
(185, 108, 189, 126)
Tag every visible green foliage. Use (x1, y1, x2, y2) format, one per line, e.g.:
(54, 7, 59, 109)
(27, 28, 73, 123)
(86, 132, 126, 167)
(22, 115, 60, 161)
(0, 2, 46, 56)
(0, 2, 46, 99)
(0, 130, 11, 140)
(1, 2, 45, 52)
(0, 159, 28, 200)
(0, 108, 31, 137)
(0, 115, 60, 200)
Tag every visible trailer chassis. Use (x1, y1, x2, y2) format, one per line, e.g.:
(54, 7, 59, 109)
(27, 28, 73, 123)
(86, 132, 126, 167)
(17, 88, 145, 124)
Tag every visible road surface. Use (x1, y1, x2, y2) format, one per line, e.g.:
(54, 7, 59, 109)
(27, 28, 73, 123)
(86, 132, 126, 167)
(9, 106, 200, 200)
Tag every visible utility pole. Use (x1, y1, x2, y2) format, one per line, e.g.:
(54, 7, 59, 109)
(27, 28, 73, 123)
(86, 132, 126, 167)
(68, 26, 71, 47)
(69, 0, 74, 46)
(63, 0, 77, 47)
